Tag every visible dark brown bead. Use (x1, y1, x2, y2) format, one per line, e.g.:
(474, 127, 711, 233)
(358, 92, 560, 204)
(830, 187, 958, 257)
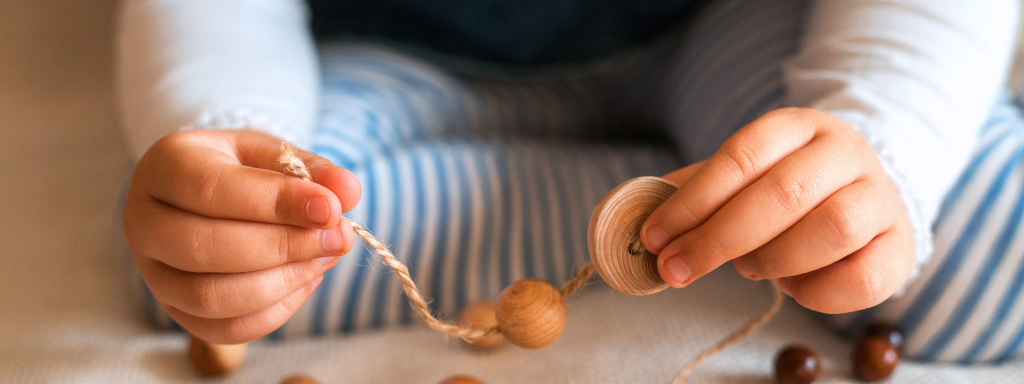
(774, 345, 820, 384)
(854, 336, 900, 382)
(861, 322, 904, 350)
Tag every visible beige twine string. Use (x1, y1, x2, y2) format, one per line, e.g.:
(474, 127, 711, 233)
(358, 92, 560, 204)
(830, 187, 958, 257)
(277, 141, 783, 383)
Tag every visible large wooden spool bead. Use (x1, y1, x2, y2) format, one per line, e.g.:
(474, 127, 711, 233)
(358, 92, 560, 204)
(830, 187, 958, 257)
(459, 301, 504, 350)
(588, 176, 678, 295)
(495, 279, 567, 349)
(188, 335, 246, 376)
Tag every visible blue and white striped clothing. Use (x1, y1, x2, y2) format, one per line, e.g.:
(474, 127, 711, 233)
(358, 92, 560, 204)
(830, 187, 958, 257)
(135, 0, 1024, 363)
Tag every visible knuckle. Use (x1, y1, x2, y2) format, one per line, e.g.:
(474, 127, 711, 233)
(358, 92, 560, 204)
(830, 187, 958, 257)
(275, 226, 295, 264)
(820, 202, 862, 252)
(696, 230, 730, 262)
(853, 269, 889, 309)
(272, 179, 294, 223)
(218, 317, 266, 345)
(657, 199, 702, 236)
(186, 220, 214, 270)
(720, 142, 763, 179)
(190, 277, 224, 317)
(280, 260, 312, 288)
(765, 175, 813, 214)
(197, 166, 226, 209)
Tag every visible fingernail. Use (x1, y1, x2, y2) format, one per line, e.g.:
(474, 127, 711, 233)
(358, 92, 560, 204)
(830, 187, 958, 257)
(306, 196, 330, 225)
(734, 256, 758, 280)
(662, 255, 692, 287)
(645, 225, 670, 252)
(316, 257, 337, 273)
(320, 227, 345, 253)
(779, 277, 792, 296)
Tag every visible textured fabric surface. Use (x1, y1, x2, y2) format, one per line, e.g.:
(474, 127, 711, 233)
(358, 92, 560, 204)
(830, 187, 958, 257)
(4, 0, 1024, 383)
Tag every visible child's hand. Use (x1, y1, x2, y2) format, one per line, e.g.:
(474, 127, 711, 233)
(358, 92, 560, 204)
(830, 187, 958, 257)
(641, 108, 915, 314)
(123, 129, 361, 344)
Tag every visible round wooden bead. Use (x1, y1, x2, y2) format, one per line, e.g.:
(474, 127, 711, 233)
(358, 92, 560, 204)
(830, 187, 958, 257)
(188, 335, 246, 376)
(280, 374, 321, 384)
(861, 322, 904, 350)
(588, 176, 678, 295)
(853, 336, 899, 382)
(459, 301, 504, 351)
(439, 375, 484, 384)
(495, 279, 568, 349)
(774, 345, 820, 384)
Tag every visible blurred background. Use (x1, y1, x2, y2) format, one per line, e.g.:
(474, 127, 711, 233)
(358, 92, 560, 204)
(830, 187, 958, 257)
(3, 1, 1024, 383)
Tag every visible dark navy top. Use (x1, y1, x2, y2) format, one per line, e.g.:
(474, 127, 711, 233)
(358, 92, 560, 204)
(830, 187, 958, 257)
(308, 0, 711, 65)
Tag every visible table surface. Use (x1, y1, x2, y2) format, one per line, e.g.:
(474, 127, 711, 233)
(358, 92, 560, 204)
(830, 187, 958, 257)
(2, 1, 1023, 382)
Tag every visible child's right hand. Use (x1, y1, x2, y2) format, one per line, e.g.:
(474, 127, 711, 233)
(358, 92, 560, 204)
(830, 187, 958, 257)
(123, 129, 361, 344)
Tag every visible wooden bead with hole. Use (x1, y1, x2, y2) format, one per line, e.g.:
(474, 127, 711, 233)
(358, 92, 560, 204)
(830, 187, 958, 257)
(188, 335, 246, 376)
(280, 374, 321, 384)
(588, 176, 679, 295)
(459, 301, 504, 350)
(439, 375, 484, 384)
(495, 279, 567, 349)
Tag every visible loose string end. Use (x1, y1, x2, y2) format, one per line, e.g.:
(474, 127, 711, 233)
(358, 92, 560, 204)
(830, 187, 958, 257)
(670, 279, 784, 384)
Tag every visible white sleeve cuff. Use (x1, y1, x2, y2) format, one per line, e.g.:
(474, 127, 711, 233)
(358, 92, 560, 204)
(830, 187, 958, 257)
(180, 107, 309, 148)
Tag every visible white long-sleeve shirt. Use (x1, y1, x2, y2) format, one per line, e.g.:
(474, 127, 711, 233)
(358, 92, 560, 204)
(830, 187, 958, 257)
(116, 0, 1020, 278)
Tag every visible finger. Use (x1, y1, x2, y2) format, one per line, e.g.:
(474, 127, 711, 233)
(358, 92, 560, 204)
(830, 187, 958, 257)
(782, 226, 915, 314)
(127, 197, 353, 273)
(641, 108, 841, 254)
(734, 179, 895, 280)
(166, 275, 324, 344)
(236, 131, 362, 214)
(661, 160, 705, 186)
(139, 130, 345, 228)
(139, 255, 338, 320)
(656, 132, 867, 286)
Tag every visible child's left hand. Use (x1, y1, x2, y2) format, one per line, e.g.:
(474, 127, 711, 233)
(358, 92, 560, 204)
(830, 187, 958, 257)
(641, 108, 915, 314)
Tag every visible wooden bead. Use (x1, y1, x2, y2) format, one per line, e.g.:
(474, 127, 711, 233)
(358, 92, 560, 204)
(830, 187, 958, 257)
(188, 335, 246, 376)
(439, 375, 484, 384)
(774, 345, 820, 384)
(861, 322, 904, 350)
(495, 279, 567, 349)
(459, 301, 504, 351)
(280, 374, 321, 384)
(853, 336, 899, 382)
(588, 176, 678, 295)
